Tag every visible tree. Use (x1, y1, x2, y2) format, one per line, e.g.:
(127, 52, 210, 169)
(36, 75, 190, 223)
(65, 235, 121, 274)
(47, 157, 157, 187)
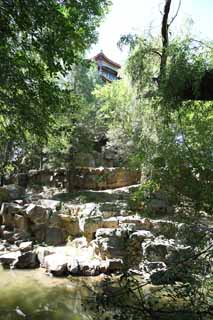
(0, 0, 111, 179)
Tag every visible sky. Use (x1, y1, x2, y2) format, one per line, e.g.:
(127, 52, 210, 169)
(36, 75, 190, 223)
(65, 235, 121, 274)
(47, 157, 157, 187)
(89, 0, 213, 64)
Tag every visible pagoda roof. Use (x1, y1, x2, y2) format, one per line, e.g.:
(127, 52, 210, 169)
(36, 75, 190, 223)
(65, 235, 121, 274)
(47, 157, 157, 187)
(93, 52, 121, 69)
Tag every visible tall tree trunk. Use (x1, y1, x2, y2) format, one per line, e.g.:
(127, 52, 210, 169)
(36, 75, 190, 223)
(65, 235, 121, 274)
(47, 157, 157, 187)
(160, 0, 172, 80)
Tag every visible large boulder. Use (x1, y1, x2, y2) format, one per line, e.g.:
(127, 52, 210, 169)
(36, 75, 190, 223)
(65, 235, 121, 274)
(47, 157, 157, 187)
(26, 204, 49, 224)
(13, 251, 39, 269)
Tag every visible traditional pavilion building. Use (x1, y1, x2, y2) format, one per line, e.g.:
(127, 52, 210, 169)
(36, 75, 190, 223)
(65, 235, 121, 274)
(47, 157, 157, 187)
(93, 51, 121, 83)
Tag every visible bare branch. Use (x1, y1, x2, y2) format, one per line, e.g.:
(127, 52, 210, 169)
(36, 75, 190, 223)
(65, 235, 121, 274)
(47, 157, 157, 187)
(151, 49, 162, 57)
(168, 0, 182, 27)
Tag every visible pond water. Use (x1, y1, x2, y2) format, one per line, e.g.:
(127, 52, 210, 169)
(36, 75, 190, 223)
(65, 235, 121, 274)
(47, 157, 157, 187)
(0, 267, 210, 320)
(0, 267, 102, 320)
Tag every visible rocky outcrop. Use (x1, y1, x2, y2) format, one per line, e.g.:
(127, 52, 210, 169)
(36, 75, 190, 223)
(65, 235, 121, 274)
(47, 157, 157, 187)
(6, 167, 141, 190)
(72, 167, 141, 190)
(0, 176, 211, 284)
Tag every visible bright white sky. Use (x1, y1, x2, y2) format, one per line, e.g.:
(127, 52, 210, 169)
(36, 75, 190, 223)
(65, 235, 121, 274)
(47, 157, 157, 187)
(89, 0, 213, 64)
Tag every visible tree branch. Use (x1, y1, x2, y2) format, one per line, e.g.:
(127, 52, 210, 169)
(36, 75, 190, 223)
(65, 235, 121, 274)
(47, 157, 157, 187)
(168, 0, 181, 27)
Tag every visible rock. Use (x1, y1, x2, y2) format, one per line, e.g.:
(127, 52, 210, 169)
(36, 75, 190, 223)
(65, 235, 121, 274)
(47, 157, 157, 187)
(103, 217, 119, 229)
(45, 227, 66, 246)
(68, 258, 101, 276)
(0, 187, 11, 202)
(19, 241, 33, 252)
(150, 269, 177, 285)
(14, 214, 29, 232)
(79, 215, 103, 240)
(142, 238, 176, 262)
(67, 258, 79, 274)
(151, 220, 178, 238)
(14, 200, 24, 206)
(2, 230, 15, 242)
(147, 199, 173, 215)
(128, 230, 155, 267)
(129, 230, 154, 242)
(30, 224, 46, 242)
(106, 258, 124, 273)
(13, 251, 39, 269)
(69, 237, 88, 248)
(36, 246, 55, 267)
(44, 253, 68, 276)
(26, 204, 49, 224)
(38, 199, 61, 211)
(96, 228, 116, 238)
(95, 228, 127, 260)
(166, 245, 193, 264)
(59, 214, 80, 238)
(1, 185, 25, 200)
(0, 251, 21, 267)
(99, 201, 129, 218)
(72, 167, 140, 190)
(0, 243, 6, 252)
(118, 216, 153, 230)
(0, 203, 24, 228)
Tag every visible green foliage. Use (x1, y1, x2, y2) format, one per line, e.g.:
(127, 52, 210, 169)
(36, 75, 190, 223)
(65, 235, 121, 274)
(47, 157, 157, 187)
(0, 0, 111, 175)
(161, 39, 213, 102)
(93, 78, 142, 165)
(124, 36, 213, 216)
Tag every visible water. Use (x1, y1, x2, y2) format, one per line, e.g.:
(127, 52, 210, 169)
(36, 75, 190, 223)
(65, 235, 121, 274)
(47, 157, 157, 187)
(0, 267, 100, 320)
(0, 267, 211, 320)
